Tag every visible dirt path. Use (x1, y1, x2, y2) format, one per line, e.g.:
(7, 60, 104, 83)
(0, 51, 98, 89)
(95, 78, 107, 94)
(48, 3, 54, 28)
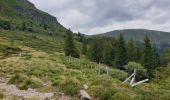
(0, 78, 54, 99)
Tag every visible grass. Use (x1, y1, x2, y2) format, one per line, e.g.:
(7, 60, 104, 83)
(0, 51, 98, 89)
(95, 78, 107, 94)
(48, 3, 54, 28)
(0, 29, 170, 99)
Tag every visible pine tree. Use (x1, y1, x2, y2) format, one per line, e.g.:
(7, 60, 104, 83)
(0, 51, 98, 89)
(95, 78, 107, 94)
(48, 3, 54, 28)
(77, 32, 84, 42)
(88, 37, 103, 63)
(103, 41, 113, 66)
(143, 35, 155, 78)
(127, 39, 137, 62)
(115, 34, 127, 69)
(64, 29, 80, 58)
(81, 38, 87, 54)
(143, 35, 153, 69)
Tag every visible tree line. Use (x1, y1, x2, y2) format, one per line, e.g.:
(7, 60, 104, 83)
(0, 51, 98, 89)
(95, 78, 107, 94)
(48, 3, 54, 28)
(64, 30, 167, 79)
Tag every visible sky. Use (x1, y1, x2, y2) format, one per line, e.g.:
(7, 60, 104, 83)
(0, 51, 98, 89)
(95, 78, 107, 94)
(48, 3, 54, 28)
(28, 0, 170, 35)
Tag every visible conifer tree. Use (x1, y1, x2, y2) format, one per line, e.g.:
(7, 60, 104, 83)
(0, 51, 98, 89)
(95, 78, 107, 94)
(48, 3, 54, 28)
(64, 29, 80, 58)
(81, 38, 87, 55)
(127, 39, 137, 62)
(115, 34, 127, 69)
(143, 35, 153, 70)
(88, 37, 103, 63)
(103, 41, 113, 66)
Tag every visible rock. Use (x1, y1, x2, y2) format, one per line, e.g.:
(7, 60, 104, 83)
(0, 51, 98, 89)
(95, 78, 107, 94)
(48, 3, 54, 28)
(83, 84, 88, 90)
(79, 90, 91, 100)
(59, 92, 65, 97)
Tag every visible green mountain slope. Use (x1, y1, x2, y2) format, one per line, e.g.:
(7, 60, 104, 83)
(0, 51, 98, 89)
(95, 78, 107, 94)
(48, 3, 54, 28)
(98, 29, 170, 44)
(0, 0, 170, 100)
(0, 0, 67, 34)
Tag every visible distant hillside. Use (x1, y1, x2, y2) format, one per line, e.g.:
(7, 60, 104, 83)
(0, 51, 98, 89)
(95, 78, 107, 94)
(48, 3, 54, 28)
(98, 29, 170, 45)
(0, 0, 67, 34)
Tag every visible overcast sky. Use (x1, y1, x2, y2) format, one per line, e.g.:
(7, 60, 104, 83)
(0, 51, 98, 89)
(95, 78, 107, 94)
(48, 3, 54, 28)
(28, 0, 170, 35)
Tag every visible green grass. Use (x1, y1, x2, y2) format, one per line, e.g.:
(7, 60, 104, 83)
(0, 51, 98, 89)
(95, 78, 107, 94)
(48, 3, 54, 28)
(1, 28, 170, 99)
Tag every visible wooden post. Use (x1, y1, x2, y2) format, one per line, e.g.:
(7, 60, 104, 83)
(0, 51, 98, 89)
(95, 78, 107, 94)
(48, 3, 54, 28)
(98, 62, 100, 75)
(106, 66, 109, 75)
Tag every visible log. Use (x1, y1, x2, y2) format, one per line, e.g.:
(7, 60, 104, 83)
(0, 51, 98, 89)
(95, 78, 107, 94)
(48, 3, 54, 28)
(131, 79, 149, 87)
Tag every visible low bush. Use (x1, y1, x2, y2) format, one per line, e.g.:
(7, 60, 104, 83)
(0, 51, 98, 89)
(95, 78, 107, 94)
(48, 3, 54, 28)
(100, 89, 117, 100)
(19, 77, 43, 90)
(8, 74, 43, 90)
(109, 69, 128, 81)
(59, 77, 81, 96)
(126, 62, 148, 80)
(111, 92, 132, 100)
(89, 75, 120, 98)
(8, 73, 28, 85)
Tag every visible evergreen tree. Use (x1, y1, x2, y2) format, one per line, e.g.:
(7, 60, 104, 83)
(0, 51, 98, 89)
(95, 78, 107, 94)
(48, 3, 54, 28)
(115, 34, 127, 69)
(143, 35, 155, 78)
(77, 32, 84, 42)
(81, 38, 87, 55)
(143, 35, 153, 70)
(88, 37, 103, 63)
(110, 38, 116, 63)
(127, 39, 137, 62)
(64, 29, 80, 58)
(152, 47, 161, 68)
(103, 41, 113, 66)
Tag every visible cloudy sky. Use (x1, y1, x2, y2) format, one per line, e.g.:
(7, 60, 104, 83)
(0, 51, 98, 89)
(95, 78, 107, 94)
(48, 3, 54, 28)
(28, 0, 170, 35)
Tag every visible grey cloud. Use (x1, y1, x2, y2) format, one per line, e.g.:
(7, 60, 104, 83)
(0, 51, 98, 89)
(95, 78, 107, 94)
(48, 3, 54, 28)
(29, 0, 170, 34)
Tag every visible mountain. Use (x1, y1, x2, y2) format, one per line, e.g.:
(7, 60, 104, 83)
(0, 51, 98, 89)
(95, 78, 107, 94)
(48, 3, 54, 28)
(98, 29, 170, 44)
(0, 0, 67, 34)
(97, 29, 170, 52)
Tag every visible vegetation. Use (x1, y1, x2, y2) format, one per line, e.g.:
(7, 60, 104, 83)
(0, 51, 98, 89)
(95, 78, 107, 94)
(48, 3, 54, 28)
(0, 0, 170, 100)
(64, 29, 80, 58)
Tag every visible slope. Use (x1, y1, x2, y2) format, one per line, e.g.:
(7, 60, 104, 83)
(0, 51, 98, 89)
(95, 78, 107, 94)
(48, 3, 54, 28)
(0, 0, 67, 35)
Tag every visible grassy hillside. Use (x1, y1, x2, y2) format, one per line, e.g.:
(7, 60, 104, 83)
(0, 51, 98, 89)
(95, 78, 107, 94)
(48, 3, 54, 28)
(98, 29, 170, 44)
(0, 0, 170, 100)
(0, 29, 170, 100)
(0, 0, 67, 35)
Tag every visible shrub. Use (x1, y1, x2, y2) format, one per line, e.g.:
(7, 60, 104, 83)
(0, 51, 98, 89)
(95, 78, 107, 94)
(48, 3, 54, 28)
(99, 66, 107, 74)
(111, 92, 132, 100)
(126, 62, 148, 80)
(89, 75, 120, 98)
(8, 74, 28, 85)
(19, 77, 43, 90)
(52, 75, 66, 86)
(8, 74, 43, 90)
(109, 68, 128, 81)
(100, 89, 117, 100)
(59, 77, 80, 96)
